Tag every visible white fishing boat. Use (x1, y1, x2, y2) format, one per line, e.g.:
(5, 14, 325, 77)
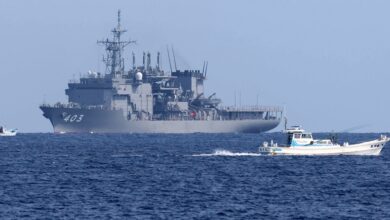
(0, 126, 18, 136)
(259, 126, 389, 156)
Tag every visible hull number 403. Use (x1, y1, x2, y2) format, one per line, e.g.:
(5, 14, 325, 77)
(62, 113, 84, 123)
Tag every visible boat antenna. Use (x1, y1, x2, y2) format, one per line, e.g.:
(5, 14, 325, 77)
(281, 104, 287, 130)
(202, 61, 206, 74)
(117, 10, 121, 28)
(171, 46, 177, 71)
(157, 52, 160, 70)
(204, 61, 208, 77)
(166, 46, 173, 73)
(284, 116, 288, 130)
(132, 52, 135, 69)
(239, 91, 241, 107)
(143, 52, 145, 67)
(147, 52, 151, 71)
(234, 90, 237, 107)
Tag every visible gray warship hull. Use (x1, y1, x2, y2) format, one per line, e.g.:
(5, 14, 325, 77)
(41, 106, 280, 133)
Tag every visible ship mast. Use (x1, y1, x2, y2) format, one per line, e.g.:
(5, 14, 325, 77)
(98, 10, 135, 77)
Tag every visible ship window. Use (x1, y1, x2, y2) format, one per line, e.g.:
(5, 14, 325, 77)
(294, 134, 301, 139)
(302, 134, 312, 139)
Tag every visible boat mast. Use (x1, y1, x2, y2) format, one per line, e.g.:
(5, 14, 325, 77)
(98, 10, 135, 77)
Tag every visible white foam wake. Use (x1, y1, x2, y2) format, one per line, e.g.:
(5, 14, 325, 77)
(193, 149, 261, 157)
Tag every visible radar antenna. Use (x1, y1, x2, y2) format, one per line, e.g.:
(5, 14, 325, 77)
(167, 46, 173, 73)
(171, 46, 177, 71)
(97, 10, 136, 77)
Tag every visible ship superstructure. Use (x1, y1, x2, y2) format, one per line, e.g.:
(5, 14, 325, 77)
(40, 11, 282, 133)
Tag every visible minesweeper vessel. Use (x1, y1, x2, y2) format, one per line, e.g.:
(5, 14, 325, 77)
(40, 11, 282, 133)
(259, 126, 389, 155)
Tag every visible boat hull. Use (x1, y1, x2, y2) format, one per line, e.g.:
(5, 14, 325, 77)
(40, 106, 280, 133)
(260, 138, 389, 156)
(0, 130, 17, 137)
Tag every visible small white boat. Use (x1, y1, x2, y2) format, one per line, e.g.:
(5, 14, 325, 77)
(0, 126, 18, 136)
(259, 126, 389, 156)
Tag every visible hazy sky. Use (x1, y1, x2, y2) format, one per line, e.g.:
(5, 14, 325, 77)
(1, 0, 390, 132)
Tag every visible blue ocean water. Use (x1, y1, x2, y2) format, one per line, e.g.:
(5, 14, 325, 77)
(1, 133, 390, 219)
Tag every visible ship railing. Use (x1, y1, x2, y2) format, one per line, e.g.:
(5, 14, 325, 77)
(218, 105, 283, 112)
(68, 79, 79, 83)
(40, 103, 107, 110)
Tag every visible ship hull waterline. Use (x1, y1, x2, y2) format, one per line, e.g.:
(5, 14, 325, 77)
(40, 106, 280, 133)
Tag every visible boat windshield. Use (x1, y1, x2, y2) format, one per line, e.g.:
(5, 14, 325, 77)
(301, 133, 312, 139)
(314, 140, 332, 145)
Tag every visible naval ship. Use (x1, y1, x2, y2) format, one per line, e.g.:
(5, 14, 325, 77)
(40, 11, 283, 133)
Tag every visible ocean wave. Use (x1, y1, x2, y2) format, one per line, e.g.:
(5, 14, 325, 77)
(193, 149, 261, 157)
